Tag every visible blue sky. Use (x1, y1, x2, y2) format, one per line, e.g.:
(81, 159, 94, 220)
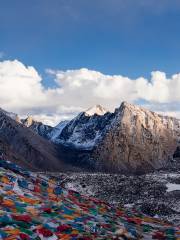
(1, 0, 180, 82)
(0, 0, 180, 124)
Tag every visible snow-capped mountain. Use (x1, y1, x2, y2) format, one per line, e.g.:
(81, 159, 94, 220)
(48, 120, 69, 141)
(2, 102, 180, 173)
(47, 105, 111, 149)
(85, 104, 108, 116)
(47, 102, 180, 173)
(0, 105, 110, 149)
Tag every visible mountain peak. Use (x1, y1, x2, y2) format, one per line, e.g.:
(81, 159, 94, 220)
(85, 104, 108, 116)
(120, 101, 141, 110)
(120, 101, 151, 115)
(23, 115, 34, 127)
(121, 101, 131, 107)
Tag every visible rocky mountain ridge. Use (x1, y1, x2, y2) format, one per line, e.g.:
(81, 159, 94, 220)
(21, 116, 53, 138)
(1, 102, 180, 173)
(0, 109, 76, 171)
(29, 102, 180, 173)
(93, 102, 180, 173)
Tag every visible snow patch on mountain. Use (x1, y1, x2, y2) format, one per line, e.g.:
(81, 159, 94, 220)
(48, 109, 114, 150)
(60, 128, 102, 150)
(48, 120, 69, 141)
(85, 104, 108, 116)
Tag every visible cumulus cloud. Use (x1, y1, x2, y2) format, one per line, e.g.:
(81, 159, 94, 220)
(0, 60, 82, 125)
(47, 68, 180, 106)
(0, 60, 46, 110)
(0, 59, 180, 125)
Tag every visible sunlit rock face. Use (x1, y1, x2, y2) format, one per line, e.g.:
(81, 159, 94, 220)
(3, 102, 180, 174)
(93, 102, 180, 173)
(43, 101, 180, 173)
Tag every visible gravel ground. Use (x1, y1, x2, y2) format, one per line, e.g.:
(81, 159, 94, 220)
(44, 169, 180, 225)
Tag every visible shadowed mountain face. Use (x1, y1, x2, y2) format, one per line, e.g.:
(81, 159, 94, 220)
(21, 116, 53, 138)
(21, 102, 180, 174)
(1, 102, 180, 173)
(0, 110, 73, 171)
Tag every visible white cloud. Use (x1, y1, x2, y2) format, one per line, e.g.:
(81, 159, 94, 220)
(48, 68, 180, 106)
(0, 60, 84, 125)
(0, 60, 46, 111)
(0, 59, 180, 126)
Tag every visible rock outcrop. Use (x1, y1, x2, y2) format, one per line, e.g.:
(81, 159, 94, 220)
(93, 102, 180, 173)
(21, 116, 53, 138)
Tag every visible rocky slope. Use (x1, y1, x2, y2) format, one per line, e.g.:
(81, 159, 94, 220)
(49, 107, 112, 149)
(93, 102, 180, 173)
(52, 169, 180, 225)
(44, 102, 180, 173)
(0, 158, 179, 239)
(22, 105, 109, 149)
(0, 109, 72, 171)
(21, 116, 53, 138)
(2, 102, 180, 173)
